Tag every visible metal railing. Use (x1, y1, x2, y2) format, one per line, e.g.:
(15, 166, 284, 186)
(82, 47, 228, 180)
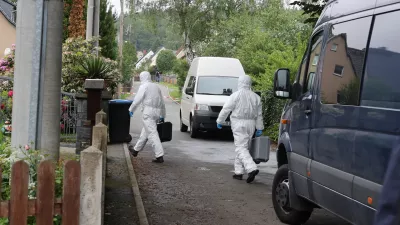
(60, 91, 77, 135)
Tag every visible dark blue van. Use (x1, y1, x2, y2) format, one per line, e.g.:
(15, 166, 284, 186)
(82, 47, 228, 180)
(271, 0, 400, 224)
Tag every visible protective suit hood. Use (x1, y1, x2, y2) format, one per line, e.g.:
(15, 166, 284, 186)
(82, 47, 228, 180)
(140, 71, 151, 83)
(238, 75, 252, 90)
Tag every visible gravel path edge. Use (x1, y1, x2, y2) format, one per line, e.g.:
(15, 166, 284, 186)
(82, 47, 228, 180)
(123, 143, 149, 225)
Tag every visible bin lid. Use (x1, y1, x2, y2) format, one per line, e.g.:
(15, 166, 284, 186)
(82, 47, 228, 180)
(109, 99, 133, 104)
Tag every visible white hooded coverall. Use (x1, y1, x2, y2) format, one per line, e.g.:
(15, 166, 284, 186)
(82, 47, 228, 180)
(217, 75, 264, 175)
(129, 71, 166, 158)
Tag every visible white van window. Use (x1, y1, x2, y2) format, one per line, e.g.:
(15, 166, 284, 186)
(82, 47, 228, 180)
(196, 76, 238, 96)
(361, 11, 400, 110)
(320, 17, 371, 105)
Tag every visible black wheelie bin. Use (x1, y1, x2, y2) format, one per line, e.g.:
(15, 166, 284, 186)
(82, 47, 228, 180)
(108, 99, 133, 143)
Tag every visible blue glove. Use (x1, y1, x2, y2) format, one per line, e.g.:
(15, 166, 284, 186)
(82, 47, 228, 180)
(129, 111, 134, 117)
(159, 117, 164, 123)
(217, 123, 223, 129)
(255, 130, 263, 137)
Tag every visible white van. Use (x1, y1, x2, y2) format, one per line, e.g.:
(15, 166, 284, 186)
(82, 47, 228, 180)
(180, 57, 246, 138)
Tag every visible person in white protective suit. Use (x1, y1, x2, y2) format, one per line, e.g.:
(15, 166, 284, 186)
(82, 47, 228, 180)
(128, 71, 166, 163)
(216, 75, 264, 183)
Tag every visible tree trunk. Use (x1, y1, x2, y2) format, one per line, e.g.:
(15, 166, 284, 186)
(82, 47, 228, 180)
(184, 31, 195, 64)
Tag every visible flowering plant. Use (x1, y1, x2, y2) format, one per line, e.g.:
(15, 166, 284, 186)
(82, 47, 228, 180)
(0, 44, 15, 77)
(0, 141, 74, 225)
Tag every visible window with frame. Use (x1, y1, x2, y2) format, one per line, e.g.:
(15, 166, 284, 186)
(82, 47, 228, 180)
(186, 76, 196, 93)
(320, 17, 371, 105)
(296, 32, 323, 96)
(331, 44, 338, 51)
(334, 65, 344, 76)
(361, 11, 400, 109)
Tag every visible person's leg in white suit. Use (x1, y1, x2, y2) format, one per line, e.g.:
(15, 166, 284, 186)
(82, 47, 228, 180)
(232, 120, 258, 183)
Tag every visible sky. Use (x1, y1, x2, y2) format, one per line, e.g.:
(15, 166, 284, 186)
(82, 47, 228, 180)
(110, 0, 121, 15)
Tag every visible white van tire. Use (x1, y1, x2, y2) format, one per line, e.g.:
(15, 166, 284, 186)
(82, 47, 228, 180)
(180, 113, 188, 132)
(272, 164, 312, 224)
(190, 116, 198, 138)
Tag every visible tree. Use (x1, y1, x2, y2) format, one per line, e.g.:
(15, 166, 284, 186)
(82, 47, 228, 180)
(63, 0, 74, 41)
(100, 0, 118, 60)
(290, 0, 328, 25)
(144, 0, 250, 62)
(68, 0, 86, 38)
(156, 50, 176, 72)
(122, 41, 137, 85)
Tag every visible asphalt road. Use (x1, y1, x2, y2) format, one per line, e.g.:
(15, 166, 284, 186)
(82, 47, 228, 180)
(129, 82, 350, 225)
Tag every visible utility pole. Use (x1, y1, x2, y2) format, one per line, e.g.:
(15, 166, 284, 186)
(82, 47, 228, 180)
(12, 0, 63, 160)
(86, 0, 100, 54)
(86, 0, 94, 39)
(118, 0, 125, 98)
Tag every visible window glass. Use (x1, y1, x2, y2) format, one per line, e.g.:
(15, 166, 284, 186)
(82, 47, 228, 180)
(196, 76, 238, 96)
(186, 76, 195, 93)
(320, 17, 371, 105)
(307, 72, 315, 92)
(297, 32, 323, 95)
(334, 65, 344, 76)
(361, 11, 400, 109)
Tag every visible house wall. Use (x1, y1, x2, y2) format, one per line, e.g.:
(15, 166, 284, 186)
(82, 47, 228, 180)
(0, 14, 16, 56)
(320, 37, 356, 104)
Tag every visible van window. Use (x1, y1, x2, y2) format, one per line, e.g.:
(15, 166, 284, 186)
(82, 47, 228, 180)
(296, 32, 323, 95)
(188, 76, 196, 89)
(361, 11, 400, 109)
(320, 17, 371, 105)
(196, 76, 238, 96)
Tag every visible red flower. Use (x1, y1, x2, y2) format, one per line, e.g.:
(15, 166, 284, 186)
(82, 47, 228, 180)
(8, 90, 13, 97)
(24, 145, 30, 151)
(0, 104, 4, 110)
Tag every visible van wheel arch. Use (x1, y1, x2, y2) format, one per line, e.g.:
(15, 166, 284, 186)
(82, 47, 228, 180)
(277, 144, 288, 168)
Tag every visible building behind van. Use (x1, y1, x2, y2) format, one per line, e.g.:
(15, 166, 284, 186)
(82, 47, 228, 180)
(180, 57, 246, 138)
(270, 0, 400, 224)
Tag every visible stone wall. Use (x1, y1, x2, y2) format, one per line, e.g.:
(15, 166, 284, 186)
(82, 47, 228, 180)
(75, 92, 112, 154)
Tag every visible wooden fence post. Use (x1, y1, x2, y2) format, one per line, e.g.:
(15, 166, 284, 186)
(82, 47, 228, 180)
(10, 161, 29, 225)
(36, 161, 55, 225)
(62, 161, 81, 225)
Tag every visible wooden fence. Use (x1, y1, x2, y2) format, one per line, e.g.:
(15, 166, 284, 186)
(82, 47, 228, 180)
(0, 160, 80, 225)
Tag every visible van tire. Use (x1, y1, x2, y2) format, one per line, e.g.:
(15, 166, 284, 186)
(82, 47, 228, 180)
(190, 117, 198, 138)
(180, 113, 188, 132)
(272, 164, 312, 225)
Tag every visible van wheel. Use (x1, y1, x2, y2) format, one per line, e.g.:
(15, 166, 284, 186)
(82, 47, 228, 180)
(180, 114, 188, 132)
(190, 117, 198, 138)
(272, 164, 312, 224)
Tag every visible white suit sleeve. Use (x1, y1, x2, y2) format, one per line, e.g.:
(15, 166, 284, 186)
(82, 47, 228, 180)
(256, 97, 264, 130)
(217, 94, 236, 124)
(160, 89, 166, 118)
(129, 85, 146, 112)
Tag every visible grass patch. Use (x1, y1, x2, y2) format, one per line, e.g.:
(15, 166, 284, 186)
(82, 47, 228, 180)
(161, 82, 181, 102)
(60, 134, 77, 143)
(121, 93, 130, 99)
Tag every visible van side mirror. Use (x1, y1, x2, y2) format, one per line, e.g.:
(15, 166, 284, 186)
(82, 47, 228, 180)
(273, 69, 291, 99)
(185, 87, 194, 96)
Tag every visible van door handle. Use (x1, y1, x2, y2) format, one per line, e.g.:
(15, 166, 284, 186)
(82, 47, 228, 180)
(304, 109, 312, 115)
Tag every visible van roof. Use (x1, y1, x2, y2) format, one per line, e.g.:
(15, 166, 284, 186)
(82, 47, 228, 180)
(316, 0, 400, 28)
(189, 57, 246, 77)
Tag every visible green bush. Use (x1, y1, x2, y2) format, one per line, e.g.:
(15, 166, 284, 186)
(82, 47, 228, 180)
(173, 59, 189, 90)
(62, 37, 121, 94)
